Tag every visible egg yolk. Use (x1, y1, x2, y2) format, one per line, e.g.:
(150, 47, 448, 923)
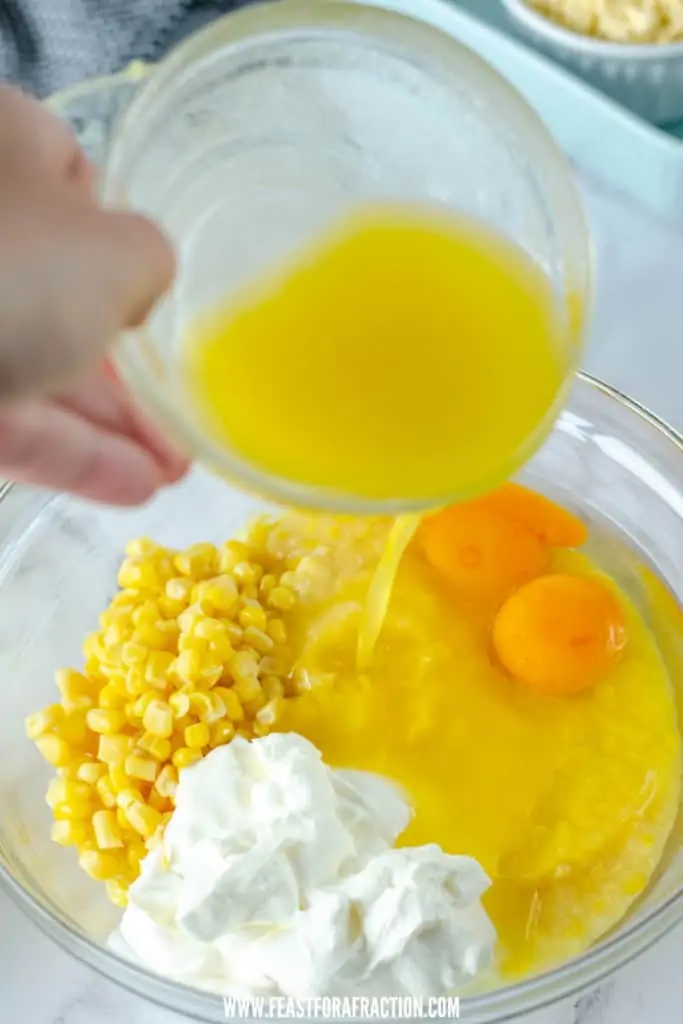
(493, 573, 628, 694)
(419, 504, 550, 603)
(473, 482, 588, 548)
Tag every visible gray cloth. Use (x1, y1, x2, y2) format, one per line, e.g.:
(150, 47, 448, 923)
(0, 0, 244, 96)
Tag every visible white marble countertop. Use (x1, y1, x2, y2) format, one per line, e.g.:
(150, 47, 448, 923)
(3, 171, 683, 1024)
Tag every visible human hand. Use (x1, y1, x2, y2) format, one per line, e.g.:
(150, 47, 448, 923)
(0, 85, 189, 505)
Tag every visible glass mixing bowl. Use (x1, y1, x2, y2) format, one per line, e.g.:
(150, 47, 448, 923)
(2, 372, 683, 1023)
(0, 26, 676, 1024)
(97, 0, 590, 514)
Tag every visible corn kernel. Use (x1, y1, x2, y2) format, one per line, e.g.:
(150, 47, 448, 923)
(142, 699, 174, 738)
(257, 697, 285, 727)
(86, 708, 126, 735)
(125, 667, 148, 696)
(79, 848, 122, 881)
(145, 650, 175, 690)
(212, 686, 244, 723)
(46, 777, 88, 809)
(172, 746, 204, 770)
(155, 764, 178, 799)
(127, 841, 146, 873)
(166, 576, 194, 603)
(93, 809, 124, 849)
(116, 806, 130, 830)
(169, 690, 191, 719)
(98, 684, 126, 710)
(137, 732, 172, 761)
(56, 711, 91, 748)
(266, 618, 288, 646)
(125, 537, 159, 558)
(263, 676, 285, 701)
(178, 605, 204, 634)
(194, 617, 228, 644)
(103, 620, 130, 649)
(131, 622, 168, 650)
(172, 649, 201, 686)
(224, 621, 243, 646)
(25, 704, 64, 740)
(106, 879, 129, 908)
(76, 761, 108, 785)
(116, 787, 141, 812)
(132, 690, 156, 719)
(188, 690, 225, 723)
(125, 753, 159, 783)
(55, 668, 96, 712)
(118, 557, 159, 590)
(218, 540, 249, 573)
(107, 764, 131, 793)
(242, 626, 274, 654)
(185, 722, 210, 748)
(237, 603, 266, 632)
(148, 788, 171, 813)
(230, 650, 259, 684)
(210, 720, 236, 747)
(259, 574, 277, 599)
(35, 734, 72, 766)
(125, 801, 162, 839)
(97, 733, 131, 764)
(233, 561, 263, 587)
(96, 774, 118, 809)
(51, 820, 88, 847)
(174, 543, 218, 579)
(53, 799, 93, 821)
(268, 586, 296, 611)
(232, 675, 263, 706)
(121, 642, 147, 669)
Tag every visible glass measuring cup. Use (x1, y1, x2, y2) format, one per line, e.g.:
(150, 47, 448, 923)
(102, 0, 591, 513)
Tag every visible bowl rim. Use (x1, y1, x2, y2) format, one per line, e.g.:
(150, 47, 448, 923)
(2, 370, 683, 1021)
(502, 0, 683, 58)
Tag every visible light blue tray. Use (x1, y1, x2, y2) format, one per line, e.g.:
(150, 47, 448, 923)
(378, 0, 683, 222)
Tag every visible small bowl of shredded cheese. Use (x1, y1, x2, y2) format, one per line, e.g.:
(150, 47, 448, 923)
(502, 0, 683, 124)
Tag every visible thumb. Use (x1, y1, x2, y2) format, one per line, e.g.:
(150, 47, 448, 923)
(94, 208, 176, 330)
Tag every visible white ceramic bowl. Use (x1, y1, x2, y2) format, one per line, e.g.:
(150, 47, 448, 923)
(503, 0, 683, 124)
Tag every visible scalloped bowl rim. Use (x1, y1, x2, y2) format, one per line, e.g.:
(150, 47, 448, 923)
(503, 0, 683, 58)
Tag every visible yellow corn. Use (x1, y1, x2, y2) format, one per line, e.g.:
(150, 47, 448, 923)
(263, 676, 285, 701)
(210, 720, 236, 747)
(148, 788, 171, 813)
(256, 697, 285, 728)
(125, 537, 159, 558)
(86, 708, 127, 735)
(137, 732, 172, 761)
(97, 733, 131, 764)
(155, 764, 178, 798)
(185, 722, 210, 749)
(242, 626, 274, 654)
(266, 618, 287, 645)
(125, 801, 163, 839)
(259, 574, 277, 599)
(107, 764, 131, 793)
(79, 849, 124, 881)
(174, 543, 218, 579)
(268, 585, 296, 611)
(232, 675, 263, 706)
(76, 761, 108, 785)
(105, 879, 129, 907)
(212, 687, 244, 723)
(166, 576, 194, 603)
(142, 699, 173, 738)
(55, 669, 96, 712)
(121, 641, 147, 669)
(172, 649, 201, 686)
(238, 603, 268, 632)
(169, 690, 191, 719)
(25, 704, 64, 740)
(45, 777, 91, 810)
(35, 734, 72, 766)
(145, 650, 175, 690)
(218, 540, 249, 573)
(118, 556, 159, 590)
(98, 684, 126, 710)
(93, 809, 124, 849)
(116, 787, 141, 812)
(132, 690, 156, 719)
(96, 774, 118, 809)
(51, 820, 89, 846)
(172, 746, 203, 770)
(125, 753, 159, 783)
(230, 650, 259, 684)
